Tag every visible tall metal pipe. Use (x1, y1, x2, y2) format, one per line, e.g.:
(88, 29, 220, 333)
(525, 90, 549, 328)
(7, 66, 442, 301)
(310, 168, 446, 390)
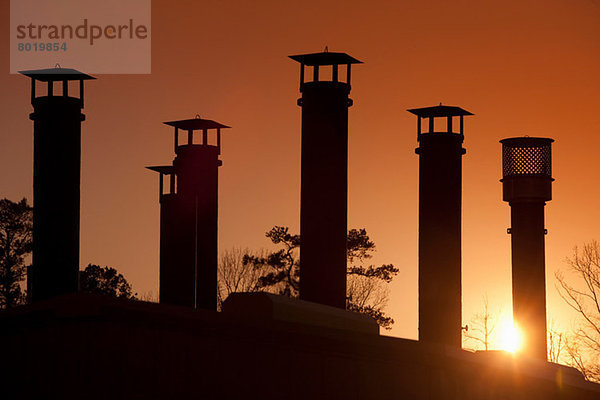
(290, 51, 362, 308)
(20, 68, 95, 302)
(409, 105, 473, 347)
(501, 137, 554, 360)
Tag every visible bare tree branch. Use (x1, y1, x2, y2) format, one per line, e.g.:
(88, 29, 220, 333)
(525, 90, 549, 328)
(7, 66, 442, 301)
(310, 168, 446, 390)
(463, 295, 498, 351)
(548, 320, 566, 363)
(555, 241, 600, 382)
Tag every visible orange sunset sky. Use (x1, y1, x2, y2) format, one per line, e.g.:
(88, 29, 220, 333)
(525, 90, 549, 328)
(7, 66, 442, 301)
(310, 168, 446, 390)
(1, 0, 600, 343)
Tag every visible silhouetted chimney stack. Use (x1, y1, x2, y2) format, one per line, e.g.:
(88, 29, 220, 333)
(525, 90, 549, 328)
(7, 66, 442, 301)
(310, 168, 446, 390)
(501, 137, 553, 360)
(148, 116, 229, 310)
(290, 51, 362, 309)
(409, 104, 473, 347)
(20, 68, 95, 302)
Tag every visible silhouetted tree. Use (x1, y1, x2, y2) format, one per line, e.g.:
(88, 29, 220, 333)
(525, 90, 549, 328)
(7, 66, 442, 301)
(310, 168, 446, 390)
(346, 229, 398, 329)
(243, 227, 300, 297)
(463, 295, 498, 351)
(242, 226, 399, 329)
(0, 198, 32, 309)
(548, 320, 566, 364)
(138, 291, 158, 302)
(79, 264, 136, 299)
(556, 241, 600, 381)
(217, 247, 271, 310)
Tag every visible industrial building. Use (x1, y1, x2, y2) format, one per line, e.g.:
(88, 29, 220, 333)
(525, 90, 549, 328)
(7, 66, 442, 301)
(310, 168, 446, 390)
(1, 53, 599, 399)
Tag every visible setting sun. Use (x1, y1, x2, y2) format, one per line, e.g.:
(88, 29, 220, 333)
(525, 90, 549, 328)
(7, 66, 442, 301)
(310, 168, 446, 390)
(499, 320, 522, 353)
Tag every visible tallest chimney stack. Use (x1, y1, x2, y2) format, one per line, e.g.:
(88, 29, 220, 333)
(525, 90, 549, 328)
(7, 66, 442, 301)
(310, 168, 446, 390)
(290, 51, 362, 309)
(501, 137, 554, 360)
(20, 68, 95, 302)
(409, 104, 473, 348)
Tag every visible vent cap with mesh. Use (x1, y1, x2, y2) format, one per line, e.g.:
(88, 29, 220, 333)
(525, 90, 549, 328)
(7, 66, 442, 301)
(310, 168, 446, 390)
(501, 137, 553, 179)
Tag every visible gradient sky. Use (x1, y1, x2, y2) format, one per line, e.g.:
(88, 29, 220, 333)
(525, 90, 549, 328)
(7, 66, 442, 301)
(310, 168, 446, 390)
(1, 0, 599, 342)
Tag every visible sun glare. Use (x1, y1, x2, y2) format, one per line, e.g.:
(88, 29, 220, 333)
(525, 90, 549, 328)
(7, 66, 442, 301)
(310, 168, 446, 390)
(499, 320, 522, 353)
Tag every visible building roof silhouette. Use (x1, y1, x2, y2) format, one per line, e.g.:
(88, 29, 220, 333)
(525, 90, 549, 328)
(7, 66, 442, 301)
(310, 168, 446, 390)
(2, 293, 599, 399)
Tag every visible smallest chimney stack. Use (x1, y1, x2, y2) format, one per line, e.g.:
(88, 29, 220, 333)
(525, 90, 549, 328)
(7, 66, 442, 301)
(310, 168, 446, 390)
(148, 116, 229, 310)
